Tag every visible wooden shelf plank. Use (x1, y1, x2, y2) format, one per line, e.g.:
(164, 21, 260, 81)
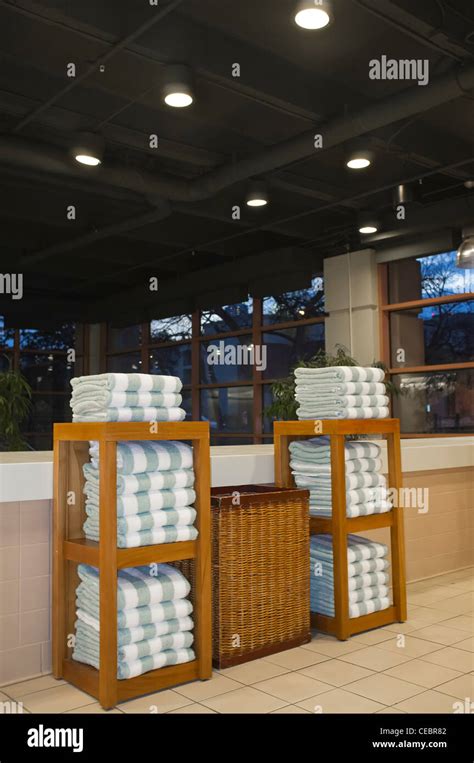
(64, 538, 99, 565)
(311, 606, 398, 638)
(310, 512, 394, 535)
(273, 419, 399, 436)
(116, 540, 197, 567)
(54, 421, 210, 442)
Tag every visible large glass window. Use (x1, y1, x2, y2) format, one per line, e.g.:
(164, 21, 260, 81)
(106, 276, 325, 443)
(263, 277, 324, 325)
(380, 251, 474, 435)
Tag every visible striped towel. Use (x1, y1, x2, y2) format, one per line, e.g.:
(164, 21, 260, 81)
(296, 395, 389, 409)
(297, 405, 389, 420)
(289, 437, 382, 463)
(89, 440, 193, 474)
(311, 534, 388, 562)
(310, 555, 389, 577)
(72, 642, 195, 679)
(85, 507, 197, 534)
(295, 382, 387, 397)
(294, 366, 385, 383)
(84, 487, 196, 516)
(83, 463, 194, 495)
(311, 596, 390, 619)
(71, 390, 182, 409)
(292, 470, 386, 492)
(83, 522, 198, 548)
(71, 373, 182, 393)
(73, 406, 186, 423)
(291, 457, 383, 475)
(77, 563, 190, 609)
(312, 583, 389, 605)
(76, 593, 193, 629)
(76, 608, 194, 645)
(75, 619, 194, 661)
(308, 501, 392, 518)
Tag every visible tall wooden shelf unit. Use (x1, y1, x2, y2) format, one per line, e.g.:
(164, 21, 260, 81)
(53, 422, 212, 709)
(274, 419, 407, 641)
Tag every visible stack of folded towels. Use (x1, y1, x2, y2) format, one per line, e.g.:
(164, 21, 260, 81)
(310, 534, 390, 618)
(83, 440, 198, 548)
(294, 366, 389, 420)
(70, 372, 186, 422)
(289, 436, 391, 518)
(72, 563, 195, 679)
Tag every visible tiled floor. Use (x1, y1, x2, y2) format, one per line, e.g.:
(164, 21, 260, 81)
(1, 567, 472, 714)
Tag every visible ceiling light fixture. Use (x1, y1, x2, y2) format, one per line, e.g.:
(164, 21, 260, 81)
(246, 181, 269, 208)
(346, 148, 374, 170)
(456, 227, 474, 269)
(294, 0, 333, 29)
(359, 212, 380, 235)
(393, 183, 415, 207)
(71, 132, 104, 166)
(163, 64, 194, 108)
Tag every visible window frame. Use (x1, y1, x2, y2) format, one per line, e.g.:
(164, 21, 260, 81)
(104, 292, 327, 444)
(378, 260, 474, 437)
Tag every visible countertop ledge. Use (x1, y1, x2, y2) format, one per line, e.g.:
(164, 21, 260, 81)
(0, 438, 472, 504)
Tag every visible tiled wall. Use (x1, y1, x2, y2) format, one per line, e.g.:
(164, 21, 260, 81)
(0, 466, 472, 686)
(0, 500, 51, 686)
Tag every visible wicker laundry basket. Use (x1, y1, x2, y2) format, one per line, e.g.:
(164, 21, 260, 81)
(176, 484, 310, 668)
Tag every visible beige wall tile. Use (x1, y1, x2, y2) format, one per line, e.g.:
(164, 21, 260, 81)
(20, 576, 50, 612)
(20, 609, 50, 646)
(20, 543, 50, 578)
(0, 503, 20, 547)
(0, 580, 19, 616)
(0, 547, 20, 581)
(0, 614, 19, 651)
(0, 644, 42, 686)
(41, 642, 51, 674)
(20, 502, 51, 545)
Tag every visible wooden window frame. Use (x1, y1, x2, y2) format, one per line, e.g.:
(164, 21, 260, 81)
(378, 262, 474, 437)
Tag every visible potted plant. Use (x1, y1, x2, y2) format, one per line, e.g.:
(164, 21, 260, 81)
(0, 370, 32, 450)
(265, 344, 397, 422)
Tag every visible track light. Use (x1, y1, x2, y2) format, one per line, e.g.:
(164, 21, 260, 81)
(464, 180, 474, 190)
(456, 227, 474, 269)
(393, 183, 415, 207)
(359, 212, 380, 235)
(71, 132, 104, 166)
(346, 148, 374, 170)
(163, 64, 194, 108)
(294, 0, 333, 29)
(246, 181, 269, 208)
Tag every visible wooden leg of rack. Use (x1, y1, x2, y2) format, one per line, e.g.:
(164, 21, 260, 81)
(53, 440, 68, 678)
(387, 430, 407, 622)
(99, 439, 118, 709)
(331, 434, 350, 641)
(194, 437, 212, 680)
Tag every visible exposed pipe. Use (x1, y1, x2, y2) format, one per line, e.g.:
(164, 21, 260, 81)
(1, 59, 474, 206)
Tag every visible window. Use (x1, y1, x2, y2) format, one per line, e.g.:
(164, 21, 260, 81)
(0, 321, 85, 450)
(106, 277, 325, 443)
(379, 251, 474, 435)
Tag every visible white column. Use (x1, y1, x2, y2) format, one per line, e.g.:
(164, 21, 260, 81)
(324, 249, 380, 365)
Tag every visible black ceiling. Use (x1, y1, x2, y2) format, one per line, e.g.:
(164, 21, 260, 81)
(0, 0, 473, 326)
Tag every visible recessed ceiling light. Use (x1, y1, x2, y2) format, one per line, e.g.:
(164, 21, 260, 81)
(359, 212, 380, 235)
(346, 149, 373, 170)
(246, 181, 269, 207)
(294, 0, 333, 29)
(71, 132, 104, 166)
(163, 64, 194, 108)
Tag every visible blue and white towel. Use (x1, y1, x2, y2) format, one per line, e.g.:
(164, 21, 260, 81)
(89, 440, 193, 474)
(310, 534, 391, 619)
(72, 563, 195, 678)
(294, 366, 388, 420)
(83, 462, 195, 495)
(70, 373, 185, 422)
(290, 437, 391, 519)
